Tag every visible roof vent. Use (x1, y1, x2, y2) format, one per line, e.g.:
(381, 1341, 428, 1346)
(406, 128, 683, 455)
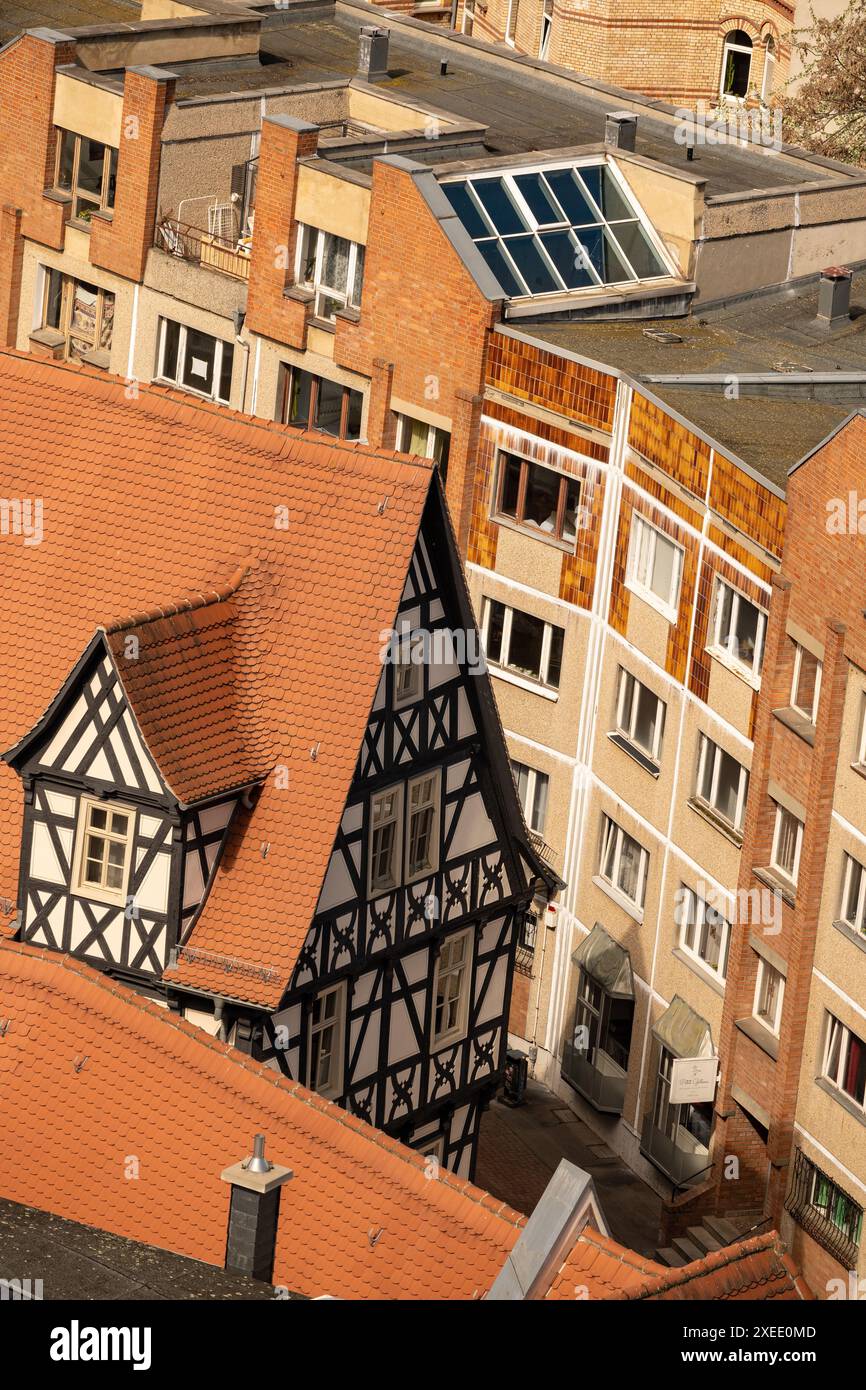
(817, 265, 852, 330)
(243, 1134, 273, 1175)
(358, 26, 390, 83)
(604, 112, 637, 152)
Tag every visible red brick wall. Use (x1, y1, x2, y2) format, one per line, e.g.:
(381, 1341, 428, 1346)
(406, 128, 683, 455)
(245, 115, 318, 350)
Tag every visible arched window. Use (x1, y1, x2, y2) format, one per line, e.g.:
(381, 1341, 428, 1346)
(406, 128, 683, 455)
(721, 29, 753, 99)
(761, 35, 776, 102)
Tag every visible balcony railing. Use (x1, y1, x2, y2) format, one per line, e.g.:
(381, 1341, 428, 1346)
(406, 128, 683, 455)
(155, 218, 251, 281)
(785, 1147, 862, 1268)
(562, 1040, 627, 1114)
(640, 1112, 711, 1189)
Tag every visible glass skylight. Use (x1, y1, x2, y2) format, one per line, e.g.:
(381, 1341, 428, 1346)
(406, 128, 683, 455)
(441, 162, 670, 298)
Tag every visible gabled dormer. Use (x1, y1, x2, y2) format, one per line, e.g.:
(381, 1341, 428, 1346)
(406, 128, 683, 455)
(3, 594, 262, 981)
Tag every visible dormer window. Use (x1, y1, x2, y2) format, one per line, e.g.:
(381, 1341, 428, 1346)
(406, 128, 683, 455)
(72, 797, 135, 906)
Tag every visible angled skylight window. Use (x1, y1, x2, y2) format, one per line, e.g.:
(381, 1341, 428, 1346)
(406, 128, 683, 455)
(441, 161, 672, 298)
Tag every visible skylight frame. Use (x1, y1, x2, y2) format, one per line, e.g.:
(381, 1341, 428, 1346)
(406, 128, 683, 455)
(441, 157, 677, 301)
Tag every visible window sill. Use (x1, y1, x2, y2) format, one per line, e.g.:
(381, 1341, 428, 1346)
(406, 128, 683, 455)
(90, 207, 114, 225)
(752, 864, 796, 909)
(591, 874, 644, 924)
(29, 327, 66, 350)
(43, 187, 72, 205)
(492, 512, 576, 555)
(772, 706, 816, 747)
(832, 917, 866, 956)
(851, 762, 866, 783)
(307, 315, 336, 334)
(285, 285, 314, 305)
(687, 796, 743, 848)
(79, 348, 110, 370)
(624, 579, 677, 625)
(153, 376, 230, 408)
(335, 305, 361, 325)
(672, 946, 725, 998)
(734, 1013, 779, 1060)
(488, 664, 559, 701)
(71, 886, 128, 912)
(814, 1075, 866, 1129)
(706, 645, 760, 691)
(607, 731, 660, 778)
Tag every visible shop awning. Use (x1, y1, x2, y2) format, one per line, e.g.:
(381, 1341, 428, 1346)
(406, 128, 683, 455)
(572, 923, 634, 999)
(652, 995, 713, 1060)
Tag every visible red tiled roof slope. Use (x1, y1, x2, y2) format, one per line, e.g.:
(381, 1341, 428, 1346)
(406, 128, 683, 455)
(0, 939, 523, 1300)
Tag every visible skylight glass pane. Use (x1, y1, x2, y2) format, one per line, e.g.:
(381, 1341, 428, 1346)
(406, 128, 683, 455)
(472, 178, 527, 235)
(502, 235, 560, 294)
(538, 231, 595, 289)
(583, 166, 636, 222)
(572, 225, 632, 283)
(544, 168, 598, 227)
(513, 172, 564, 226)
(441, 181, 490, 239)
(609, 221, 667, 279)
(475, 238, 525, 296)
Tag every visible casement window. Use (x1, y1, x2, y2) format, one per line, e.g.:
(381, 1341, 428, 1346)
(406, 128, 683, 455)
(369, 785, 404, 895)
(761, 36, 776, 102)
(512, 760, 549, 835)
(54, 128, 117, 222)
(695, 734, 749, 833)
(613, 667, 666, 764)
(157, 318, 234, 404)
(277, 365, 363, 440)
(406, 770, 441, 881)
(626, 515, 683, 622)
(395, 414, 450, 476)
(296, 224, 365, 322)
(392, 635, 422, 709)
(599, 814, 648, 910)
(505, 0, 520, 44)
(431, 928, 472, 1046)
(753, 957, 784, 1036)
(786, 1148, 863, 1265)
(306, 982, 346, 1098)
(494, 449, 581, 546)
(677, 885, 731, 982)
(823, 1014, 866, 1112)
(769, 803, 803, 886)
(482, 597, 565, 691)
(41, 270, 115, 364)
(539, 0, 553, 58)
(720, 29, 752, 99)
(72, 797, 135, 907)
(709, 578, 767, 680)
(840, 853, 866, 936)
(790, 642, 822, 723)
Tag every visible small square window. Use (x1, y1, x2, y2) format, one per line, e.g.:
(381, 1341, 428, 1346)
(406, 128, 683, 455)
(73, 797, 135, 906)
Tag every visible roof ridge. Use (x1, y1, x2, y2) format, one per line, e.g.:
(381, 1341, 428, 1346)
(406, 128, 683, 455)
(624, 1230, 792, 1300)
(101, 562, 253, 634)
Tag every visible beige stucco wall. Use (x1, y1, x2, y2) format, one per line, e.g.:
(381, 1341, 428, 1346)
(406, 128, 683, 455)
(612, 154, 703, 279)
(295, 165, 371, 245)
(132, 284, 242, 404)
(53, 74, 123, 148)
(246, 333, 371, 435)
(833, 669, 866, 830)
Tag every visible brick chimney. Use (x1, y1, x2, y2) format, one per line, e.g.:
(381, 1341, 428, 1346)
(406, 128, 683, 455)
(221, 1134, 293, 1284)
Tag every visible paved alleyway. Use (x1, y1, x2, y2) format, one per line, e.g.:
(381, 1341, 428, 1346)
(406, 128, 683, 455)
(475, 1079, 662, 1258)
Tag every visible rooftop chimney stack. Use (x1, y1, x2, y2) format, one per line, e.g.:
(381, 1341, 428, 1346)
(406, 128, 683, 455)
(222, 1133, 293, 1283)
(817, 266, 853, 330)
(604, 112, 637, 152)
(358, 26, 390, 83)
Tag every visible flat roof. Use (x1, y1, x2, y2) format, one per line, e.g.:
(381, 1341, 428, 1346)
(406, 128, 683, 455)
(0, 0, 139, 43)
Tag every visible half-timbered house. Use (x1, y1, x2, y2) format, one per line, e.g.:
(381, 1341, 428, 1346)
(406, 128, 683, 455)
(0, 348, 549, 1177)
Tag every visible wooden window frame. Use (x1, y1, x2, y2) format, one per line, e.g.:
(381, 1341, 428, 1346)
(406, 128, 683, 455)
(431, 927, 473, 1048)
(41, 269, 115, 363)
(53, 128, 117, 222)
(306, 980, 346, 1099)
(368, 783, 404, 896)
(493, 448, 581, 549)
(71, 795, 136, 908)
(406, 768, 441, 883)
(720, 30, 753, 101)
(277, 364, 364, 441)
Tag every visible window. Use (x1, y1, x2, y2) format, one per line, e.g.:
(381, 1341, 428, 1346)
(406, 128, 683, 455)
(395, 414, 450, 476)
(539, 0, 553, 59)
(369, 785, 403, 895)
(785, 1148, 863, 1266)
(512, 761, 549, 835)
(41, 270, 115, 364)
(626, 515, 683, 621)
(306, 982, 345, 1098)
(482, 598, 564, 690)
(823, 1014, 866, 1112)
(721, 29, 753, 100)
(277, 365, 363, 440)
(695, 735, 749, 834)
(54, 128, 117, 222)
(598, 814, 648, 910)
(296, 224, 365, 321)
(650, 1045, 713, 1154)
(407, 771, 440, 881)
(392, 633, 423, 708)
(709, 580, 767, 680)
(505, 0, 519, 44)
(613, 667, 665, 763)
(157, 318, 234, 404)
(495, 449, 581, 546)
(840, 853, 866, 936)
(677, 886, 731, 982)
(753, 957, 784, 1035)
(461, 0, 475, 35)
(431, 928, 472, 1046)
(761, 35, 776, 102)
(790, 642, 821, 723)
(73, 798, 135, 906)
(770, 803, 803, 885)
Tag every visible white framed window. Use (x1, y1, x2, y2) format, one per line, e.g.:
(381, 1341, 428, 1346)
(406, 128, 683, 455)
(395, 414, 450, 473)
(720, 29, 753, 100)
(857, 695, 866, 767)
(482, 597, 564, 691)
(157, 318, 234, 404)
(505, 0, 519, 45)
(306, 981, 346, 1098)
(753, 957, 784, 1036)
(709, 578, 767, 681)
(761, 35, 776, 102)
(841, 853, 866, 936)
(392, 631, 423, 709)
(431, 928, 472, 1047)
(296, 224, 365, 322)
(790, 642, 822, 723)
(599, 814, 648, 910)
(695, 734, 749, 834)
(677, 885, 731, 983)
(823, 1014, 866, 1111)
(406, 770, 441, 881)
(512, 760, 549, 835)
(72, 797, 136, 907)
(770, 803, 803, 886)
(613, 667, 666, 763)
(539, 0, 553, 59)
(626, 514, 683, 622)
(369, 784, 404, 895)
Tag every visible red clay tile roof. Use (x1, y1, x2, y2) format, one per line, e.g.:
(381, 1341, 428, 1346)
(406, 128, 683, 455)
(0, 939, 523, 1299)
(544, 1227, 811, 1301)
(0, 349, 436, 1005)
